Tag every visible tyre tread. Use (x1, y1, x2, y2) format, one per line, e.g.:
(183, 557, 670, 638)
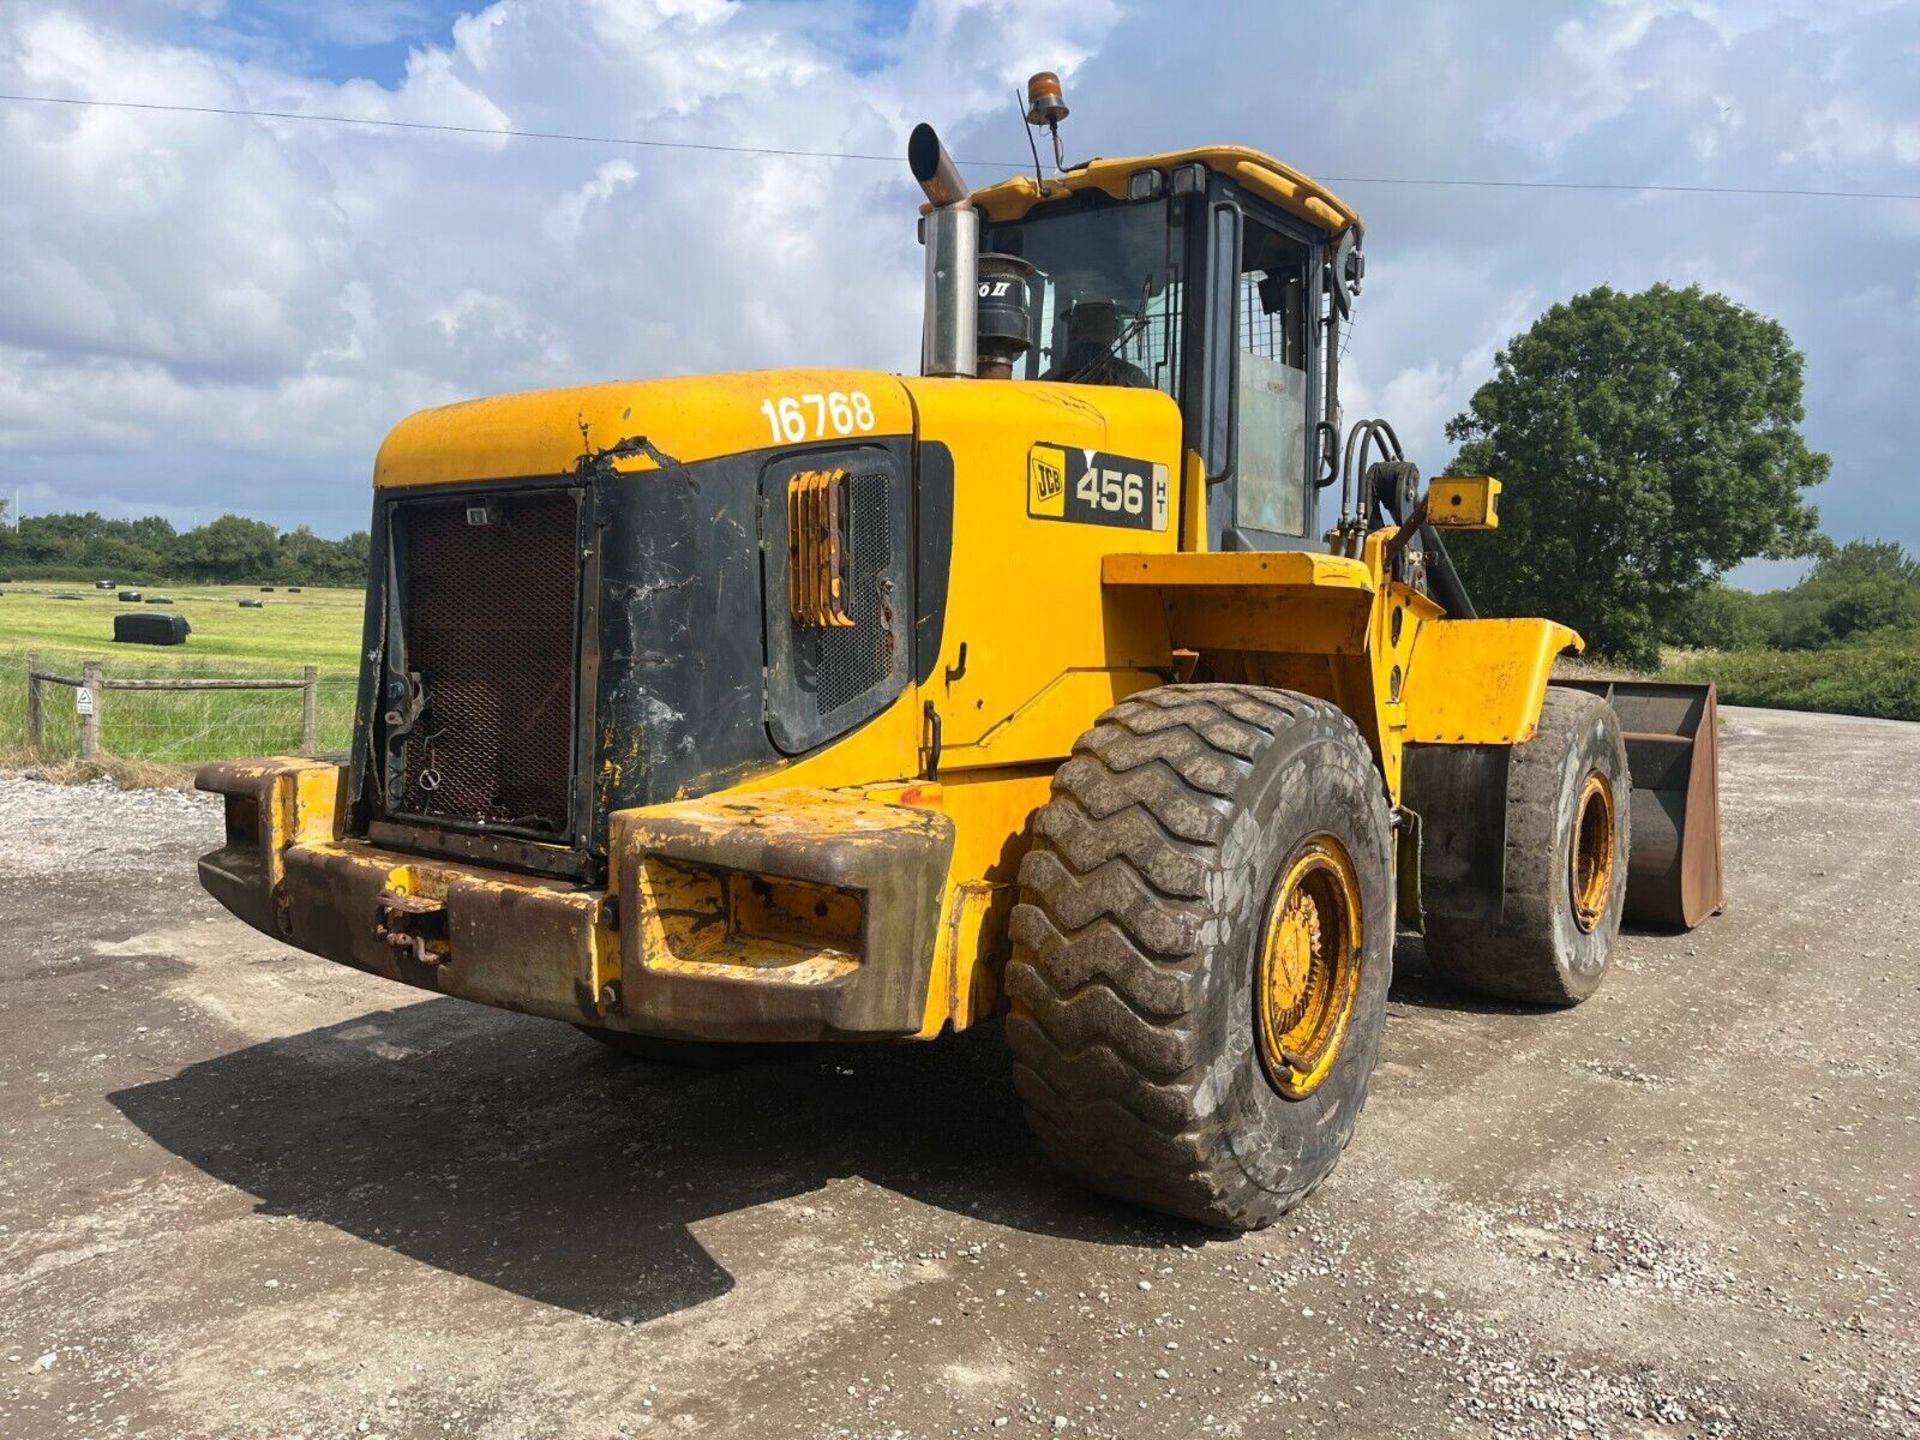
(1009, 684, 1382, 1229)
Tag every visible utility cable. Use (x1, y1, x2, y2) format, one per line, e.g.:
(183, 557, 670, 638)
(4, 92, 1919, 203)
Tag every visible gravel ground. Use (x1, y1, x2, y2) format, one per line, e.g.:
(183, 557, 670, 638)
(0, 706, 1916, 1439)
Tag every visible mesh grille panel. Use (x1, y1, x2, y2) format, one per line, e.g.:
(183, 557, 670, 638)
(812, 469, 894, 713)
(395, 490, 579, 833)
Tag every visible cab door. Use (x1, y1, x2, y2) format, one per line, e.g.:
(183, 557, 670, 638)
(1188, 194, 1325, 552)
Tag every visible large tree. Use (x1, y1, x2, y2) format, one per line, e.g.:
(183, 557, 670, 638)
(1444, 283, 1828, 666)
(173, 514, 281, 581)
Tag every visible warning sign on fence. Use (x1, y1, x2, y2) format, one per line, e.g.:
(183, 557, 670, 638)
(74, 687, 94, 717)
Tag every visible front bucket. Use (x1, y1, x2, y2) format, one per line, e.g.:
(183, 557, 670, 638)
(1558, 679, 1725, 929)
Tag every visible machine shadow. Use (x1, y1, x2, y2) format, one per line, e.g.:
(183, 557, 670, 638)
(109, 1000, 1196, 1325)
(1385, 934, 1541, 1016)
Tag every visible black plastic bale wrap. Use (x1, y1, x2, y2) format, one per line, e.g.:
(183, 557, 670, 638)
(114, 611, 192, 646)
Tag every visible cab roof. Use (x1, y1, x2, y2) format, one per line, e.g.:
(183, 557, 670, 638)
(968, 145, 1362, 238)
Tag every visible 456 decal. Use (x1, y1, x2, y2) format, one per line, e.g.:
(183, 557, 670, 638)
(1027, 444, 1170, 532)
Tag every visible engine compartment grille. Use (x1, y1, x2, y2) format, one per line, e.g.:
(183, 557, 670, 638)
(391, 488, 581, 836)
(761, 446, 909, 756)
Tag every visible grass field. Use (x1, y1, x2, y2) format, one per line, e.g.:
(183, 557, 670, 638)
(0, 583, 365, 768)
(7, 573, 1908, 782)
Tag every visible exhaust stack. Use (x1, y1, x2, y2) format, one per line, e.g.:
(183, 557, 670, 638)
(910, 123, 977, 379)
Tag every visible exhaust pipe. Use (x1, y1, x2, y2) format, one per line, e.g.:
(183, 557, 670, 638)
(910, 123, 977, 379)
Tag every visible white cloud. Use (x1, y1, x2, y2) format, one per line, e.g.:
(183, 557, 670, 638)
(2, 0, 1917, 569)
(1033, 0, 1920, 560)
(0, 0, 1116, 529)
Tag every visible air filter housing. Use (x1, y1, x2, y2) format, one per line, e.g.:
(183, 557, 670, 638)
(975, 252, 1037, 380)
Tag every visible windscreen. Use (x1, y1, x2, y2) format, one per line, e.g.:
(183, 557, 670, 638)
(984, 199, 1185, 398)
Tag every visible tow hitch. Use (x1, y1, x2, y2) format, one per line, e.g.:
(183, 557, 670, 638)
(374, 888, 450, 966)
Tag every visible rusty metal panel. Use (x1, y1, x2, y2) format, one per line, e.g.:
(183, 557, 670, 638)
(787, 469, 858, 628)
(1558, 679, 1725, 929)
(277, 840, 606, 1019)
(610, 788, 954, 1041)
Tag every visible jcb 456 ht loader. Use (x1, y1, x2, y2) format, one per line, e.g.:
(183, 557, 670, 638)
(198, 82, 1723, 1229)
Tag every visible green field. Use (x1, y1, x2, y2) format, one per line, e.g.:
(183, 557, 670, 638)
(0, 583, 365, 767)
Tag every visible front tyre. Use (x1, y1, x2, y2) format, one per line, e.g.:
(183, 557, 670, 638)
(1422, 686, 1631, 1005)
(1007, 684, 1394, 1231)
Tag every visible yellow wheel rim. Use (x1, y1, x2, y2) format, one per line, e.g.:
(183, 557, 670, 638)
(1255, 836, 1363, 1101)
(1569, 771, 1617, 933)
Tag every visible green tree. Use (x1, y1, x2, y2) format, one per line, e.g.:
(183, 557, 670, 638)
(274, 525, 371, 585)
(1668, 582, 1778, 651)
(173, 514, 282, 581)
(1806, 538, 1920, 588)
(1445, 283, 1828, 667)
(317, 530, 372, 586)
(1773, 539, 1920, 647)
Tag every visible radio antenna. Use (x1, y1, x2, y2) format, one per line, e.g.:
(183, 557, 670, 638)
(1018, 87, 1044, 189)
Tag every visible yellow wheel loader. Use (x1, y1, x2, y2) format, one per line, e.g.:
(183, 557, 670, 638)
(197, 78, 1723, 1229)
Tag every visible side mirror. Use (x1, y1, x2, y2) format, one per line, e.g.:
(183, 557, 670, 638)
(1424, 475, 1501, 531)
(1330, 228, 1364, 319)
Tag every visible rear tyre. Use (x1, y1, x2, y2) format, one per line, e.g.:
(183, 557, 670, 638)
(1007, 684, 1394, 1231)
(1423, 687, 1631, 1006)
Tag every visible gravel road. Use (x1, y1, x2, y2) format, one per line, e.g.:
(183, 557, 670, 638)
(1, 706, 1916, 1439)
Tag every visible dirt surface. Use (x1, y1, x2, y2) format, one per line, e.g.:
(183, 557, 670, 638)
(2, 707, 1916, 1440)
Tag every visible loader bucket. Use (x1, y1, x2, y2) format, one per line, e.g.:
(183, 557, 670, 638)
(1557, 680, 1725, 929)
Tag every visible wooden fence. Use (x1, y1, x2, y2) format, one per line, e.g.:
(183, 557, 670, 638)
(24, 653, 321, 759)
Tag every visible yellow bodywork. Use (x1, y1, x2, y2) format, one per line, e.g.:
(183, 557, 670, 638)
(1427, 475, 1502, 530)
(206, 361, 1577, 1045)
(967, 145, 1361, 237)
(373, 369, 918, 485)
(206, 122, 1578, 1048)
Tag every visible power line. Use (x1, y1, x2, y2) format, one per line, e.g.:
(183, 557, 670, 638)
(1316, 173, 1920, 203)
(0, 92, 939, 165)
(5, 91, 1920, 203)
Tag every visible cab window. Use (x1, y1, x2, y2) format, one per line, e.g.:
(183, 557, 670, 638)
(1233, 214, 1313, 537)
(985, 198, 1185, 400)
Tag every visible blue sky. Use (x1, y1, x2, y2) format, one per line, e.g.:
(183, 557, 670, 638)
(185, 2, 466, 86)
(182, 0, 925, 84)
(2, 0, 1917, 592)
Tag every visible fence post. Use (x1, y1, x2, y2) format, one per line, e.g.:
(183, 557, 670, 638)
(300, 666, 319, 757)
(25, 653, 42, 752)
(79, 660, 104, 759)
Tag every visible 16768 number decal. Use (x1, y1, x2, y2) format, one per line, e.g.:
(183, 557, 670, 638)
(760, 390, 877, 444)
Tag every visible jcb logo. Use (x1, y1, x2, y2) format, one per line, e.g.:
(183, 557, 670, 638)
(1028, 445, 1067, 517)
